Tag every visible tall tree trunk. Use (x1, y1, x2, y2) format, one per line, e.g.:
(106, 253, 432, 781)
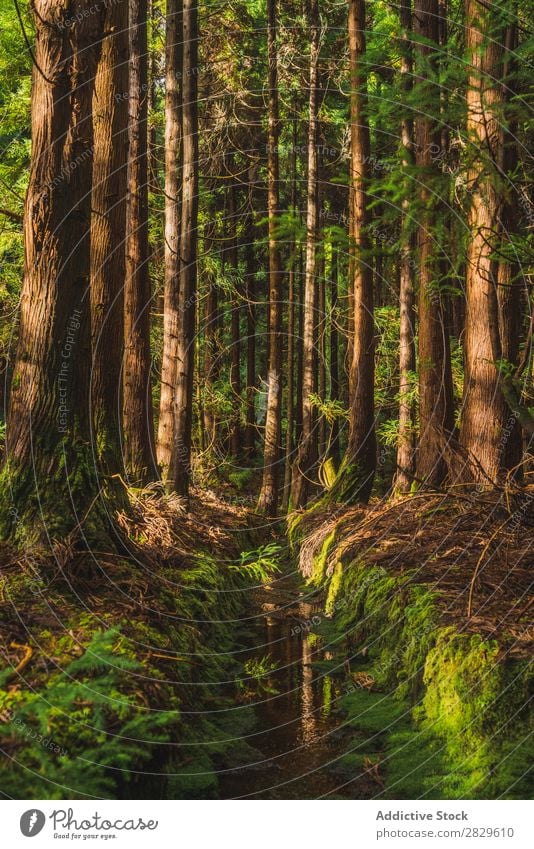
(282, 248, 298, 511)
(244, 216, 257, 456)
(147, 0, 160, 191)
(228, 179, 242, 459)
(295, 247, 305, 447)
(2, 1, 105, 541)
(328, 0, 375, 504)
(124, 0, 158, 484)
(318, 252, 327, 459)
(496, 18, 522, 476)
(257, 0, 283, 515)
(157, 0, 182, 478)
(290, 0, 320, 509)
(329, 246, 340, 468)
(203, 218, 219, 450)
(90, 0, 129, 476)
(282, 103, 300, 509)
(395, 0, 416, 493)
(168, 0, 198, 496)
(459, 0, 519, 483)
(414, 0, 454, 486)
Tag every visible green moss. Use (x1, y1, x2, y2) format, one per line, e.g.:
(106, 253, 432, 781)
(340, 688, 406, 734)
(0, 445, 121, 548)
(322, 459, 374, 505)
(298, 521, 534, 799)
(309, 528, 337, 587)
(385, 728, 449, 799)
(325, 560, 343, 614)
(418, 631, 533, 798)
(287, 499, 325, 549)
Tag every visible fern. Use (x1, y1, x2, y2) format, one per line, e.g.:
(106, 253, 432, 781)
(231, 542, 282, 582)
(0, 628, 180, 799)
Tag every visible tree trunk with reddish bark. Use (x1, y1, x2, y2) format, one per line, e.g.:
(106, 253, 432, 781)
(168, 0, 198, 496)
(124, 0, 158, 484)
(395, 0, 416, 494)
(157, 0, 182, 479)
(327, 0, 376, 505)
(290, 0, 320, 509)
(414, 0, 454, 486)
(460, 1, 521, 484)
(258, 0, 284, 515)
(2, 1, 106, 542)
(90, 0, 129, 476)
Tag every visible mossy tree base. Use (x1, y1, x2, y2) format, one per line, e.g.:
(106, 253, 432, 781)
(321, 458, 374, 507)
(0, 440, 129, 551)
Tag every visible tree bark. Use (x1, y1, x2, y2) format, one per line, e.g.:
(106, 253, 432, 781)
(290, 0, 320, 509)
(414, 0, 454, 486)
(395, 0, 416, 493)
(329, 246, 340, 468)
(244, 216, 257, 456)
(90, 0, 129, 476)
(157, 0, 182, 478)
(318, 251, 327, 460)
(203, 218, 219, 451)
(295, 248, 305, 447)
(228, 179, 242, 459)
(168, 0, 198, 496)
(282, 103, 300, 509)
(2, 1, 105, 541)
(257, 0, 284, 515)
(460, 1, 520, 483)
(496, 18, 522, 476)
(124, 0, 158, 484)
(282, 251, 296, 512)
(328, 0, 375, 505)
(147, 0, 160, 191)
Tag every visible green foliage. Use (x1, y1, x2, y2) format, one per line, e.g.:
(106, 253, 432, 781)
(450, 336, 464, 408)
(319, 456, 337, 491)
(0, 628, 180, 798)
(309, 393, 348, 424)
(227, 466, 253, 490)
(309, 528, 337, 587)
(0, 0, 30, 339)
(235, 655, 279, 699)
(373, 307, 417, 462)
(232, 542, 282, 583)
(0, 520, 265, 800)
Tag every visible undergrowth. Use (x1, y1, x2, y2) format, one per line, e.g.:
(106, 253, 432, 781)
(0, 498, 276, 799)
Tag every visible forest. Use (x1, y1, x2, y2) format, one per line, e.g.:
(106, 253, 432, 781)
(0, 0, 532, 800)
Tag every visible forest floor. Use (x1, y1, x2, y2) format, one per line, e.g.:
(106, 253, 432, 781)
(0, 482, 532, 798)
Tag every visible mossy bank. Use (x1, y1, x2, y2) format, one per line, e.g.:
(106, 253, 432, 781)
(288, 493, 533, 799)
